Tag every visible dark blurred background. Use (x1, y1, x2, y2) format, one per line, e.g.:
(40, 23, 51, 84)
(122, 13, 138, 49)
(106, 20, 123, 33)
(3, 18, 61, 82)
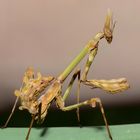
(0, 0, 140, 127)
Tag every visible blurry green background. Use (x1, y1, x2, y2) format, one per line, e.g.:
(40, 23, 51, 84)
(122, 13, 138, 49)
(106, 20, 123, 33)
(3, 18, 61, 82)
(0, 0, 140, 127)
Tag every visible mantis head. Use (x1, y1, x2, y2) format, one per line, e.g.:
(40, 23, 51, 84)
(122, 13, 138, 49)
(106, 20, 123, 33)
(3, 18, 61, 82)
(103, 9, 116, 44)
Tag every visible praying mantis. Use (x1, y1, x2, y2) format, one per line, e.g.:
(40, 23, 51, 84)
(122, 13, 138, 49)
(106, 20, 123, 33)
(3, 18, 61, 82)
(1, 10, 130, 140)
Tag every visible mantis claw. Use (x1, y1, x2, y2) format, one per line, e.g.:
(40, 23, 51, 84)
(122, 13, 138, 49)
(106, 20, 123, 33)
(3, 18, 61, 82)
(82, 78, 130, 94)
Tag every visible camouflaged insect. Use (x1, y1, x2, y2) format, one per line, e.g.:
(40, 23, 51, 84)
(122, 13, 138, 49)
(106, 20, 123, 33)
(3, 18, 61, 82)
(2, 10, 130, 140)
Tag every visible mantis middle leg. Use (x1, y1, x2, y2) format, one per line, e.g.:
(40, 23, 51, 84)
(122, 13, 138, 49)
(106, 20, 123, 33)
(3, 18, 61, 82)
(56, 95, 112, 140)
(61, 69, 81, 122)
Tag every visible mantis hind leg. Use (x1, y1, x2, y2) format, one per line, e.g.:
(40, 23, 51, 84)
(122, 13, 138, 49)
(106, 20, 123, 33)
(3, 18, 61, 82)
(25, 114, 35, 140)
(1, 97, 19, 128)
